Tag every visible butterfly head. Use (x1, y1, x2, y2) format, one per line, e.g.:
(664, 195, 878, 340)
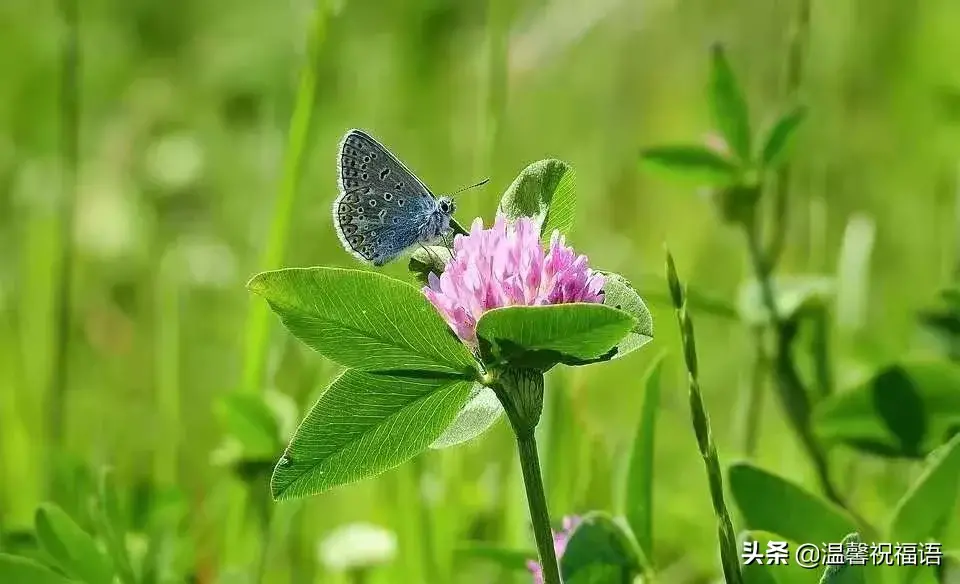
(437, 196, 456, 217)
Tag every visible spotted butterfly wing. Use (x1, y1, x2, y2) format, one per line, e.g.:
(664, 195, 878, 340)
(333, 129, 439, 266)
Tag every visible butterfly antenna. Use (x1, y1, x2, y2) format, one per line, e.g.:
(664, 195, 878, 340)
(450, 178, 490, 198)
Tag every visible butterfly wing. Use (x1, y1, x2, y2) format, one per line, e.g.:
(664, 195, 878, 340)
(333, 129, 437, 266)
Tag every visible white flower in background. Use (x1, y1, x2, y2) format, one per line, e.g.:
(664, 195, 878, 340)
(163, 235, 238, 290)
(75, 174, 143, 261)
(318, 523, 397, 572)
(143, 132, 205, 193)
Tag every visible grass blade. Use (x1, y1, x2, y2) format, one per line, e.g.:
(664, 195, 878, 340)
(623, 352, 666, 565)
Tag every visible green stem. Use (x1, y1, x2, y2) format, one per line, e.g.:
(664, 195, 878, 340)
(49, 0, 79, 490)
(516, 434, 561, 584)
(740, 326, 767, 457)
(241, 1, 330, 394)
(666, 250, 743, 584)
(348, 568, 370, 584)
(491, 369, 561, 584)
(766, 0, 811, 265)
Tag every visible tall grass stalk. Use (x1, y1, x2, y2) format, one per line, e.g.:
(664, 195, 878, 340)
(738, 325, 767, 457)
(738, 0, 812, 458)
(240, 1, 332, 395)
(48, 0, 80, 491)
(736, 0, 869, 520)
(0, 309, 35, 529)
(231, 0, 333, 573)
(665, 249, 743, 584)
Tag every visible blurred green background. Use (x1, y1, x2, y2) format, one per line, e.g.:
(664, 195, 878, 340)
(3, 0, 960, 582)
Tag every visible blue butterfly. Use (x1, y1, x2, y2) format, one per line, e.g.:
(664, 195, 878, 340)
(333, 129, 483, 267)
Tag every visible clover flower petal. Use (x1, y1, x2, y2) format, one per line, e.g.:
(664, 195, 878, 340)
(423, 216, 605, 345)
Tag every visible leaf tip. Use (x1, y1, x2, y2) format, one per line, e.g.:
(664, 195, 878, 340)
(246, 272, 268, 294)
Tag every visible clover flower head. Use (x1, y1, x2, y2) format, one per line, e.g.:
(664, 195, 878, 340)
(423, 215, 605, 345)
(526, 515, 581, 584)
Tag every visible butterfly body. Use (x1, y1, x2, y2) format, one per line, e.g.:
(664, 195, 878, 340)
(333, 129, 457, 266)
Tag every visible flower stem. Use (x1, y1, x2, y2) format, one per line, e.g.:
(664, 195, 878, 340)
(517, 433, 562, 584)
(489, 368, 561, 584)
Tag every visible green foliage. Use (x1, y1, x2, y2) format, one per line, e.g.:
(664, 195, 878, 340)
(817, 533, 866, 584)
(216, 392, 282, 459)
(497, 159, 577, 240)
(248, 267, 478, 376)
(475, 303, 638, 371)
(559, 513, 642, 584)
(35, 503, 114, 584)
(0, 553, 76, 584)
(13, 6, 957, 581)
(727, 462, 857, 545)
(666, 249, 744, 584)
(428, 383, 502, 449)
(813, 361, 960, 459)
(639, 145, 739, 184)
(888, 433, 960, 546)
(737, 533, 781, 584)
(737, 275, 835, 326)
(89, 470, 135, 584)
(760, 106, 808, 169)
(709, 44, 752, 162)
(599, 273, 656, 360)
(623, 353, 665, 563)
(739, 531, 810, 584)
(270, 369, 476, 500)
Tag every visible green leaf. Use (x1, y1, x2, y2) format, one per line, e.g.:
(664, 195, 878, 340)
(475, 304, 637, 371)
(429, 384, 503, 449)
(888, 433, 960, 545)
(271, 369, 476, 500)
(813, 361, 960, 459)
(941, 552, 960, 583)
(599, 273, 655, 360)
(567, 565, 628, 584)
(623, 353, 665, 562)
(216, 392, 281, 458)
(497, 159, 577, 240)
(818, 533, 866, 584)
(737, 275, 834, 326)
(639, 145, 740, 184)
(728, 462, 857, 545)
(92, 469, 135, 584)
(560, 512, 642, 584)
(35, 503, 114, 584)
(738, 532, 782, 584)
(408, 246, 453, 285)
(453, 542, 536, 571)
(738, 531, 810, 584)
(760, 106, 808, 169)
(248, 267, 478, 376)
(709, 44, 752, 161)
(0, 554, 77, 584)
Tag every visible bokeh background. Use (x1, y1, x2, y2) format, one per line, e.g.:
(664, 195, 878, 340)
(3, 0, 960, 582)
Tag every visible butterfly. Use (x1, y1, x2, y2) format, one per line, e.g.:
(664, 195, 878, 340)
(333, 129, 483, 267)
